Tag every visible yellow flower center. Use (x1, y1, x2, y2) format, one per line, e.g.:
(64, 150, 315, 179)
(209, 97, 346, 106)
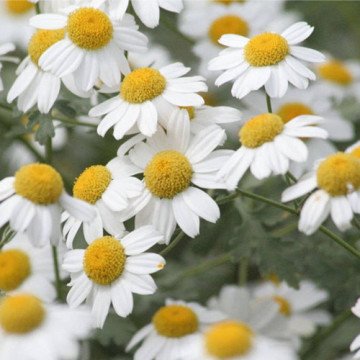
(350, 147, 360, 160)
(208, 15, 249, 45)
(205, 321, 253, 358)
(245, 33, 289, 67)
(0, 250, 31, 292)
(121, 67, 166, 104)
(152, 305, 199, 338)
(317, 153, 360, 196)
(28, 29, 66, 66)
(318, 61, 353, 86)
(0, 294, 45, 334)
(240, 113, 284, 148)
(144, 150, 193, 199)
(180, 106, 195, 120)
(273, 296, 292, 316)
(14, 163, 64, 205)
(73, 165, 112, 205)
(277, 102, 314, 124)
(84, 236, 126, 285)
(5, 0, 33, 14)
(265, 273, 281, 286)
(67, 7, 113, 50)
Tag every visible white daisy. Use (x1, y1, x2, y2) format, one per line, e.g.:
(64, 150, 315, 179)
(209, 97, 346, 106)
(62, 157, 143, 248)
(29, 0, 148, 92)
(242, 87, 354, 177)
(0, 232, 57, 301)
(281, 150, 360, 235)
(109, 0, 183, 28)
(0, 163, 96, 247)
(196, 285, 297, 360)
(89, 62, 207, 139)
(350, 298, 360, 358)
(122, 108, 229, 242)
(126, 299, 224, 360)
(208, 22, 325, 99)
(217, 112, 327, 190)
(0, 293, 92, 360)
(62, 225, 165, 328)
(254, 280, 330, 343)
(0, 42, 18, 92)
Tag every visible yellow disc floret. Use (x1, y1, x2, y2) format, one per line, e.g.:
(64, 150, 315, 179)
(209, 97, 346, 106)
(68, 8, 113, 50)
(84, 236, 126, 285)
(73, 165, 112, 204)
(350, 146, 360, 160)
(240, 113, 284, 148)
(144, 150, 193, 199)
(153, 305, 199, 338)
(208, 15, 249, 45)
(14, 163, 64, 204)
(180, 106, 195, 120)
(5, 0, 33, 14)
(317, 153, 360, 196)
(245, 33, 289, 67)
(0, 250, 31, 291)
(318, 60, 353, 86)
(0, 294, 45, 334)
(28, 29, 65, 66)
(121, 68, 166, 103)
(273, 296, 292, 316)
(205, 321, 254, 358)
(277, 102, 314, 124)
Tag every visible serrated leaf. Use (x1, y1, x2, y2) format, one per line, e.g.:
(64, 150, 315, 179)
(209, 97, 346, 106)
(34, 116, 55, 145)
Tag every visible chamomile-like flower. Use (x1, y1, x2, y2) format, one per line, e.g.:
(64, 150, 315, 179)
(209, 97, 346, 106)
(254, 280, 330, 344)
(350, 298, 360, 358)
(89, 62, 207, 139)
(63, 226, 165, 328)
(217, 113, 327, 190)
(208, 22, 325, 99)
(0, 232, 57, 301)
(0, 42, 18, 92)
(126, 299, 224, 360)
(282, 150, 360, 235)
(29, 0, 148, 92)
(109, 0, 183, 28)
(0, 163, 96, 247)
(62, 157, 143, 248)
(198, 285, 297, 360)
(0, 293, 92, 360)
(123, 109, 229, 242)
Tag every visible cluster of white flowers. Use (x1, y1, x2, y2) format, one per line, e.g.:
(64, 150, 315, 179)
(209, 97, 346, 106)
(0, 0, 359, 359)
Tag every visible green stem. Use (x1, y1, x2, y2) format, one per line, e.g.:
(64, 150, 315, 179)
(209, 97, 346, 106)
(266, 93, 273, 113)
(300, 310, 352, 359)
(160, 231, 186, 256)
(45, 136, 52, 164)
(238, 258, 249, 286)
(35, 2, 41, 14)
(51, 245, 62, 301)
(54, 114, 97, 128)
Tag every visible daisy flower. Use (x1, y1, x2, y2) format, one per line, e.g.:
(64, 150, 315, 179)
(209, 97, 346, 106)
(208, 22, 325, 99)
(254, 280, 330, 344)
(123, 109, 229, 242)
(350, 298, 360, 358)
(62, 226, 165, 328)
(242, 88, 354, 176)
(62, 157, 143, 248)
(89, 62, 207, 139)
(198, 285, 297, 360)
(314, 57, 360, 103)
(0, 42, 18, 92)
(0, 232, 57, 301)
(0, 163, 96, 247)
(0, 293, 92, 360)
(281, 150, 360, 235)
(217, 112, 327, 190)
(109, 0, 183, 28)
(126, 299, 224, 360)
(29, 0, 148, 92)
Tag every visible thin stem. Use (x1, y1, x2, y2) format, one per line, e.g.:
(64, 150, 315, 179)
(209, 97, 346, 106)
(35, 2, 41, 14)
(266, 93, 273, 113)
(160, 231, 186, 256)
(54, 114, 97, 128)
(238, 258, 249, 286)
(300, 309, 352, 359)
(51, 245, 62, 300)
(45, 136, 52, 164)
